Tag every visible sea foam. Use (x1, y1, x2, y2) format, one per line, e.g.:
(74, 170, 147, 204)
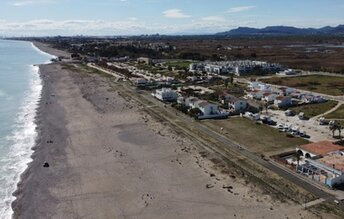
(0, 65, 42, 218)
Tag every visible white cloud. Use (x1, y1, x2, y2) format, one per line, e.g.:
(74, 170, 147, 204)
(227, 6, 255, 13)
(163, 9, 191, 18)
(128, 17, 138, 21)
(12, 0, 55, 6)
(201, 16, 226, 22)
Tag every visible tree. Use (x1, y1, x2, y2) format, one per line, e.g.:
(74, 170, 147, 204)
(230, 75, 234, 85)
(224, 78, 229, 88)
(329, 121, 343, 138)
(188, 108, 202, 119)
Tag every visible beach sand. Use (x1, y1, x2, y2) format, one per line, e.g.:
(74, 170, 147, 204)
(11, 44, 338, 219)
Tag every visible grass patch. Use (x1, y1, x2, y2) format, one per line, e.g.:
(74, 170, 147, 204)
(325, 104, 344, 119)
(204, 117, 309, 154)
(61, 64, 79, 71)
(262, 75, 344, 96)
(289, 100, 338, 118)
(165, 60, 192, 70)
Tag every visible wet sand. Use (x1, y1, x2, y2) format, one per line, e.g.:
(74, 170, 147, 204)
(11, 43, 338, 219)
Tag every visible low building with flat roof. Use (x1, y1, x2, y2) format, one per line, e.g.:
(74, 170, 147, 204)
(296, 141, 344, 158)
(297, 152, 344, 188)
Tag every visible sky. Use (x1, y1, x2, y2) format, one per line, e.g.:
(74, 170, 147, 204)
(0, 0, 344, 36)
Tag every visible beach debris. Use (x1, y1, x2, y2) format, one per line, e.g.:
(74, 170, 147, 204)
(43, 162, 50, 168)
(206, 184, 214, 189)
(210, 173, 215, 177)
(222, 185, 233, 190)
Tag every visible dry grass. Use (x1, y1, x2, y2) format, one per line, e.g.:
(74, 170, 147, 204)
(290, 101, 338, 118)
(203, 117, 309, 154)
(325, 104, 344, 119)
(262, 75, 344, 96)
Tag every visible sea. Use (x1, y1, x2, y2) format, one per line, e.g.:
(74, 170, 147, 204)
(0, 40, 55, 218)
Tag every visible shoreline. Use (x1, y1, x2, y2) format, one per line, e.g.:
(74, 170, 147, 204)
(11, 42, 70, 218)
(11, 42, 337, 219)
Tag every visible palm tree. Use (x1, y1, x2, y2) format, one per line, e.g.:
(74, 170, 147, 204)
(329, 121, 343, 138)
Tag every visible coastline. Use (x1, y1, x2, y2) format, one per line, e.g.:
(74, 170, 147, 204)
(11, 43, 69, 218)
(11, 42, 335, 219)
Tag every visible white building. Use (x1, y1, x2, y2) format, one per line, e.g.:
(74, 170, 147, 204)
(153, 88, 178, 102)
(133, 78, 147, 86)
(196, 101, 219, 116)
(263, 93, 277, 103)
(226, 95, 248, 113)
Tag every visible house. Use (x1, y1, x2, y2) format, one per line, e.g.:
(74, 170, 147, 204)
(185, 97, 200, 108)
(296, 145, 344, 188)
(263, 93, 277, 103)
(279, 87, 295, 96)
(137, 57, 152, 65)
(177, 97, 185, 105)
(302, 94, 327, 104)
(248, 82, 270, 91)
(132, 78, 147, 86)
(247, 90, 264, 100)
(226, 95, 248, 113)
(153, 88, 178, 102)
(296, 141, 344, 158)
(274, 96, 292, 108)
(196, 101, 219, 116)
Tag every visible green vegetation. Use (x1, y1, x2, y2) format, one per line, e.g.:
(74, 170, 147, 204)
(205, 117, 309, 154)
(325, 104, 344, 119)
(289, 100, 338, 118)
(262, 75, 344, 96)
(136, 63, 158, 73)
(165, 60, 192, 70)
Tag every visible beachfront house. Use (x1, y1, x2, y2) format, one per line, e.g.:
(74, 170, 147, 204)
(152, 88, 178, 102)
(226, 95, 248, 113)
(296, 141, 344, 159)
(295, 141, 344, 188)
(196, 101, 219, 116)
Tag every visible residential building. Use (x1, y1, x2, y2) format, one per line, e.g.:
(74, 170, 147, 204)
(196, 101, 219, 116)
(296, 141, 344, 158)
(153, 88, 178, 102)
(263, 93, 277, 103)
(225, 95, 248, 113)
(274, 96, 292, 108)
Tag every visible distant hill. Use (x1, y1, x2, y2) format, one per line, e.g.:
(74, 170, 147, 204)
(216, 25, 344, 36)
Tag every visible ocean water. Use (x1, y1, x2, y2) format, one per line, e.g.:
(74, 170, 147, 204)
(0, 40, 55, 218)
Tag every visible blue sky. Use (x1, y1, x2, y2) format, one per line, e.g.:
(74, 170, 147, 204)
(0, 0, 344, 36)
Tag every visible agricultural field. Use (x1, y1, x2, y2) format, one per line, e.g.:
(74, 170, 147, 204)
(204, 117, 308, 155)
(262, 75, 344, 96)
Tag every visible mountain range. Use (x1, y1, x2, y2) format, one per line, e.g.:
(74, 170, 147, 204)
(216, 25, 344, 36)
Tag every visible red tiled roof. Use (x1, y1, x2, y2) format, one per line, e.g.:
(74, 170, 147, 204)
(299, 141, 344, 156)
(275, 96, 284, 100)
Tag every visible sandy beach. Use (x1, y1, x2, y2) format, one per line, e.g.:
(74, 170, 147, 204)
(11, 43, 338, 219)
